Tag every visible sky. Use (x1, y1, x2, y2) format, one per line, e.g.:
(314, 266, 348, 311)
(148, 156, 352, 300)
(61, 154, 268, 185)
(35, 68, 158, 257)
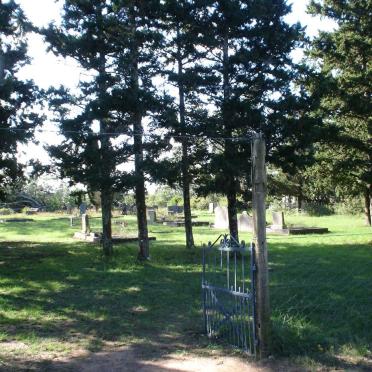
(14, 0, 337, 168)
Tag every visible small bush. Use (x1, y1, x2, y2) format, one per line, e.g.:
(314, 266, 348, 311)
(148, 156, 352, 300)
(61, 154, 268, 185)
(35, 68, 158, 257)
(0, 208, 13, 215)
(334, 197, 364, 215)
(303, 203, 334, 216)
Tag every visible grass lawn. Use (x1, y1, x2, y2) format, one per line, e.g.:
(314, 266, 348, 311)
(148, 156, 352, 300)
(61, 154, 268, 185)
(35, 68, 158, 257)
(0, 212, 371, 370)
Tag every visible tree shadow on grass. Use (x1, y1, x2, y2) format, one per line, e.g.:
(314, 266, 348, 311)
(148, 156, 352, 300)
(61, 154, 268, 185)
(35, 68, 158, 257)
(269, 240, 372, 369)
(0, 239, 371, 370)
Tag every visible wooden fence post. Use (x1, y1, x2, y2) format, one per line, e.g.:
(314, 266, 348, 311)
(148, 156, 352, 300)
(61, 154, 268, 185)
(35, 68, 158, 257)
(252, 133, 270, 358)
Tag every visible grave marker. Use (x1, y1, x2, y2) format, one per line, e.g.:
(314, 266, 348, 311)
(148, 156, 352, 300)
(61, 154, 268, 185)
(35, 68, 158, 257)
(81, 214, 90, 234)
(271, 211, 286, 230)
(214, 206, 229, 229)
(147, 209, 156, 224)
(238, 211, 253, 231)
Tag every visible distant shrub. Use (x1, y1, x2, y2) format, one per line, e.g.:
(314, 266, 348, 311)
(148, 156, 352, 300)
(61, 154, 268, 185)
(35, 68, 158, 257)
(303, 203, 334, 216)
(190, 197, 210, 210)
(0, 208, 13, 215)
(21, 207, 31, 214)
(334, 197, 364, 215)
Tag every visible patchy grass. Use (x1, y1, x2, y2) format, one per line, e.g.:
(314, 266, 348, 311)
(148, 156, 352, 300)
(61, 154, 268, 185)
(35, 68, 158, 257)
(0, 212, 371, 370)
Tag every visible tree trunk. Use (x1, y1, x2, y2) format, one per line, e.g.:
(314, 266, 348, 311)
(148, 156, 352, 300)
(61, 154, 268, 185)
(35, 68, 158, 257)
(297, 181, 303, 213)
(177, 26, 194, 249)
(181, 147, 194, 248)
(100, 189, 113, 256)
(222, 33, 239, 242)
(130, 7, 149, 260)
(364, 185, 371, 226)
(227, 179, 239, 242)
(97, 40, 113, 256)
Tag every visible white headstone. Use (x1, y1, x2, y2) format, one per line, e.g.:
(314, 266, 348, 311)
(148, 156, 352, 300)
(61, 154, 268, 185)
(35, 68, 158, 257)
(214, 206, 229, 229)
(238, 211, 253, 232)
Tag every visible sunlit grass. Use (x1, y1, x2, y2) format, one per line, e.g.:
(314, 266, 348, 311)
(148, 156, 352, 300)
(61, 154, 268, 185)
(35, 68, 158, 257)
(0, 211, 371, 369)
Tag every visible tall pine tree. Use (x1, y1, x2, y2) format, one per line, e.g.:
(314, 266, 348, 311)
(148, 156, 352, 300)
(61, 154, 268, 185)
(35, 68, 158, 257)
(45, 0, 170, 257)
(308, 0, 372, 225)
(0, 0, 41, 199)
(196, 0, 303, 241)
(160, 0, 209, 249)
(45, 1, 136, 256)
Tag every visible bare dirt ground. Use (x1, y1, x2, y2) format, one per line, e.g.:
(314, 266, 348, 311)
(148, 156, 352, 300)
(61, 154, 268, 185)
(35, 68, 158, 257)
(1, 333, 370, 371)
(0, 336, 301, 372)
(39, 344, 299, 372)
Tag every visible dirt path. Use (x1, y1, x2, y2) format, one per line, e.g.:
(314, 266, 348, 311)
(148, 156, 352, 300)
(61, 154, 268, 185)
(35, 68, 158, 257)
(52, 344, 285, 372)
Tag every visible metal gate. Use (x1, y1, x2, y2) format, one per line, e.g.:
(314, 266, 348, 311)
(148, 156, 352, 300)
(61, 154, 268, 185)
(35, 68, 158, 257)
(202, 234, 257, 355)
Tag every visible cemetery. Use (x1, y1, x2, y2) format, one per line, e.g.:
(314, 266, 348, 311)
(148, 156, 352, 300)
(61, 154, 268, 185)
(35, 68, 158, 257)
(0, 0, 371, 371)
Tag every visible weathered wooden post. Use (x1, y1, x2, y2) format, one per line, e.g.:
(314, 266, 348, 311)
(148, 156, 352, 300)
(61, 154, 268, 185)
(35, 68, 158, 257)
(252, 133, 270, 358)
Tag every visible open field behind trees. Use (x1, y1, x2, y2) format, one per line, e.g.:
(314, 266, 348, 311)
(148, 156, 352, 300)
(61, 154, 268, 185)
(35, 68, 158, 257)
(0, 212, 371, 371)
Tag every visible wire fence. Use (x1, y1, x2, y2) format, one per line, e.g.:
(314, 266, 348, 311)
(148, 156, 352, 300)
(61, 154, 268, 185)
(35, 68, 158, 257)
(268, 233, 372, 356)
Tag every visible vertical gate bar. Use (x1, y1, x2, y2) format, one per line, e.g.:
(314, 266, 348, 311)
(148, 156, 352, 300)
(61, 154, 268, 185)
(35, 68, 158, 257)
(206, 289, 209, 336)
(240, 292, 244, 350)
(238, 287, 241, 349)
(227, 250, 230, 289)
(229, 290, 234, 345)
(231, 286, 236, 346)
(250, 242, 257, 353)
(247, 294, 252, 353)
(234, 251, 237, 291)
(202, 244, 207, 333)
(242, 251, 245, 292)
(211, 290, 214, 336)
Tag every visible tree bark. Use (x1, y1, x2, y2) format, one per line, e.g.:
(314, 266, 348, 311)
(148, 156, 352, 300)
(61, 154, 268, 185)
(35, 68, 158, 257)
(227, 178, 239, 242)
(177, 26, 194, 249)
(297, 180, 303, 213)
(130, 7, 149, 260)
(100, 189, 113, 256)
(97, 36, 113, 255)
(364, 184, 371, 226)
(222, 33, 239, 242)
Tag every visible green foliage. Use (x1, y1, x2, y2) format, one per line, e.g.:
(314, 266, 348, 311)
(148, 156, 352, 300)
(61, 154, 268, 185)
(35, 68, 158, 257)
(334, 197, 364, 216)
(0, 214, 371, 370)
(146, 185, 183, 207)
(307, 0, 371, 214)
(21, 178, 74, 211)
(0, 1, 41, 200)
(303, 202, 334, 217)
(0, 207, 12, 215)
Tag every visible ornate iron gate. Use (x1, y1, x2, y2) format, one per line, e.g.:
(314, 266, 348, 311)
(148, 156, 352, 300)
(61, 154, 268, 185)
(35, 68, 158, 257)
(202, 234, 257, 355)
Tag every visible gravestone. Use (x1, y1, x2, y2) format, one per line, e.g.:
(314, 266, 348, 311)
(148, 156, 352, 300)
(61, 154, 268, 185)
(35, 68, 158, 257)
(147, 209, 156, 224)
(209, 202, 217, 213)
(271, 211, 286, 230)
(79, 202, 87, 215)
(214, 206, 229, 229)
(238, 211, 253, 232)
(81, 214, 90, 234)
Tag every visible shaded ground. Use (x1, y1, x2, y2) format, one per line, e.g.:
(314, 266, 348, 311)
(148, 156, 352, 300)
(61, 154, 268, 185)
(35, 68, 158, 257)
(0, 214, 371, 371)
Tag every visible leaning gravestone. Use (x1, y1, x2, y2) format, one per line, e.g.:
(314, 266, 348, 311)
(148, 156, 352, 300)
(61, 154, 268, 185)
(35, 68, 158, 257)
(81, 214, 90, 234)
(271, 211, 286, 230)
(214, 206, 229, 229)
(238, 211, 253, 232)
(147, 209, 156, 224)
